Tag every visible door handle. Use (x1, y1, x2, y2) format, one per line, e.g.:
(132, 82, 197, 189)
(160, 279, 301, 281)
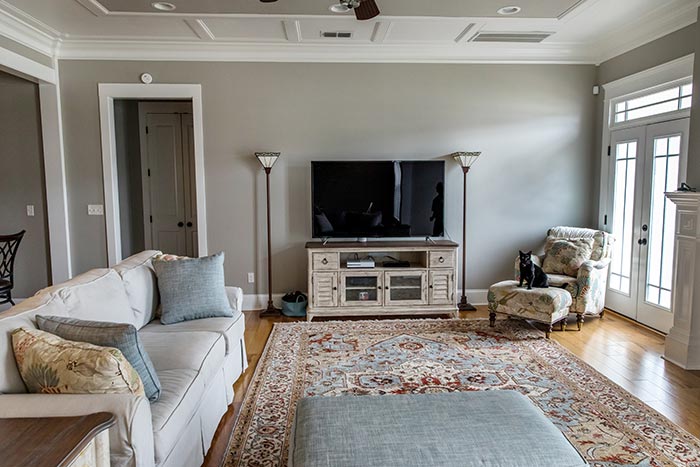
(638, 238, 647, 245)
(177, 222, 184, 227)
(186, 221, 193, 227)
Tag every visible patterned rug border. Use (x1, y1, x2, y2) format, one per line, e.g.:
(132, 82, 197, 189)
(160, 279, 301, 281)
(224, 318, 700, 467)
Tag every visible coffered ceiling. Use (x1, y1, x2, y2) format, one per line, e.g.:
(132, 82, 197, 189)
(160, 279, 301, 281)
(0, 0, 698, 64)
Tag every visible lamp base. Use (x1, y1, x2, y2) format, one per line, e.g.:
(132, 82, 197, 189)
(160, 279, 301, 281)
(260, 300, 281, 317)
(458, 297, 477, 312)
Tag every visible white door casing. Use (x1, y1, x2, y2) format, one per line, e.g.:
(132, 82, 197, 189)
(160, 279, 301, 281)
(98, 83, 207, 265)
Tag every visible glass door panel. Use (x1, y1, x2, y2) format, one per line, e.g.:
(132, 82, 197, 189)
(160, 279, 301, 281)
(385, 271, 427, 306)
(340, 272, 383, 307)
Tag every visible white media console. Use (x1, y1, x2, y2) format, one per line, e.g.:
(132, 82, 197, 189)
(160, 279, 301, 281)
(305, 240, 459, 321)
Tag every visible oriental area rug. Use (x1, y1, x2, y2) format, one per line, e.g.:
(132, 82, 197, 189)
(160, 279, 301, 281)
(224, 319, 700, 467)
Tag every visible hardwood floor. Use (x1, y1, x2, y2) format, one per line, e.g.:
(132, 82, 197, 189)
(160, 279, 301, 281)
(203, 308, 700, 466)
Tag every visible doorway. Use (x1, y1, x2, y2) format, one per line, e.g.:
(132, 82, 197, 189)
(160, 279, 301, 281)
(606, 118, 690, 332)
(114, 100, 197, 258)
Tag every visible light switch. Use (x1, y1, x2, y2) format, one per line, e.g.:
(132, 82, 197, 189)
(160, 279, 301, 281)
(88, 204, 104, 216)
(247, 273, 255, 284)
(26, 205, 35, 217)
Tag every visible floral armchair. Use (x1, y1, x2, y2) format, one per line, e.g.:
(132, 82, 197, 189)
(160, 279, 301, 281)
(514, 226, 614, 319)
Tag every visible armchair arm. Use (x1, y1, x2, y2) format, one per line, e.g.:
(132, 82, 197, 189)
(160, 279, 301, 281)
(513, 254, 543, 282)
(226, 286, 244, 313)
(575, 258, 612, 315)
(0, 393, 154, 467)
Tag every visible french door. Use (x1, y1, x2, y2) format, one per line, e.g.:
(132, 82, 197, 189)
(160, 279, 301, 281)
(606, 118, 689, 332)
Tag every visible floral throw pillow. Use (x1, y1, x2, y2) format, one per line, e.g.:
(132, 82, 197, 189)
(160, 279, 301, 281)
(11, 327, 145, 396)
(542, 237, 594, 277)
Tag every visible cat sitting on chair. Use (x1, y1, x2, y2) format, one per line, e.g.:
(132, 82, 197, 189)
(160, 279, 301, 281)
(519, 250, 549, 289)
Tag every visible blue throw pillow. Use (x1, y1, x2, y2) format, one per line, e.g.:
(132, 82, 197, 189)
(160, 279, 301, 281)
(153, 252, 233, 325)
(35, 315, 161, 401)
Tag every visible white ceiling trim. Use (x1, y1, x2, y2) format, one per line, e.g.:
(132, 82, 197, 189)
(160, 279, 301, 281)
(54, 39, 598, 64)
(0, 3, 60, 56)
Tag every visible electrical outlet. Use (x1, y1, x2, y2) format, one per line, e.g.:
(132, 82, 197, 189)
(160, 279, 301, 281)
(88, 204, 104, 216)
(247, 273, 255, 284)
(26, 205, 35, 217)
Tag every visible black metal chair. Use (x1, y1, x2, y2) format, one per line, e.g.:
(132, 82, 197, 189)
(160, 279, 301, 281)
(0, 230, 25, 306)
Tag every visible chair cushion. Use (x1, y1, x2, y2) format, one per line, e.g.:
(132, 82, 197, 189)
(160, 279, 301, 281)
(153, 252, 233, 325)
(547, 226, 613, 262)
(488, 280, 572, 324)
(11, 327, 145, 397)
(113, 250, 162, 329)
(291, 391, 588, 467)
(547, 274, 580, 298)
(542, 237, 594, 277)
(35, 315, 161, 402)
(139, 313, 244, 355)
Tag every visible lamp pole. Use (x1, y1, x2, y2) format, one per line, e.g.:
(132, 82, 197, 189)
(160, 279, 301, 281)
(459, 166, 476, 311)
(256, 152, 281, 317)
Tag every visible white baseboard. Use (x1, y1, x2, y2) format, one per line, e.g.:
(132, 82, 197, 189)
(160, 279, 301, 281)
(242, 289, 488, 312)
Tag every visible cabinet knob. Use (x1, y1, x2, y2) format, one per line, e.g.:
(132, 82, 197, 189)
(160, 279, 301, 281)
(333, 286, 337, 290)
(429, 285, 434, 289)
(439, 257, 445, 263)
(385, 286, 389, 290)
(322, 258, 329, 265)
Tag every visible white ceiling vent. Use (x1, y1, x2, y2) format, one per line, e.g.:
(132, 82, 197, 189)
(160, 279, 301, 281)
(321, 31, 354, 39)
(470, 32, 553, 43)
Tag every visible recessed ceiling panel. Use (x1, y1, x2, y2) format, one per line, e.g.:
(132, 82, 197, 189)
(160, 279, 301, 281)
(384, 20, 473, 43)
(203, 18, 287, 41)
(92, 0, 588, 19)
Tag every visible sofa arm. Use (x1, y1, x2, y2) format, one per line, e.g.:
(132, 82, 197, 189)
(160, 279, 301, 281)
(226, 286, 244, 313)
(513, 254, 543, 282)
(0, 394, 154, 467)
(575, 258, 611, 315)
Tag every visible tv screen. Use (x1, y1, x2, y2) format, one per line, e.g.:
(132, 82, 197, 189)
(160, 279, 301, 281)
(311, 160, 445, 238)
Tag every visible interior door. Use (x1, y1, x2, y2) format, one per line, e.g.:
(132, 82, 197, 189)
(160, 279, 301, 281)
(606, 118, 689, 332)
(144, 113, 187, 256)
(181, 113, 198, 257)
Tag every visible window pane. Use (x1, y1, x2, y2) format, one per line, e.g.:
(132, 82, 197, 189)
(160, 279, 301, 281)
(660, 289, 672, 309)
(627, 87, 680, 111)
(616, 102, 626, 112)
(681, 96, 692, 109)
(615, 112, 626, 123)
(610, 141, 637, 294)
(682, 83, 693, 96)
(647, 285, 659, 305)
(627, 100, 680, 121)
(668, 135, 681, 155)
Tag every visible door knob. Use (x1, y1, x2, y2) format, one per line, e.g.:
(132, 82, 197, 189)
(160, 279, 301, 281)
(177, 222, 184, 227)
(642, 224, 648, 232)
(186, 221, 193, 227)
(638, 238, 647, 245)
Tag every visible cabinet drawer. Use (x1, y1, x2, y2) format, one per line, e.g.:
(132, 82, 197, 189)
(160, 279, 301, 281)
(429, 250, 455, 269)
(312, 252, 339, 270)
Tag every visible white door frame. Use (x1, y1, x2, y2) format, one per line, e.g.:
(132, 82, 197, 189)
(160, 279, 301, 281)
(98, 83, 208, 265)
(0, 46, 73, 283)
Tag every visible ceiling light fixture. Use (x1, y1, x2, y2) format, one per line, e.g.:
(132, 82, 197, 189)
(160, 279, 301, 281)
(151, 2, 176, 11)
(497, 5, 521, 15)
(329, 3, 351, 13)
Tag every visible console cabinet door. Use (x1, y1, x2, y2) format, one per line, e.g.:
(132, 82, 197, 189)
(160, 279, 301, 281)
(312, 272, 338, 308)
(429, 270, 454, 305)
(385, 271, 428, 306)
(340, 272, 383, 307)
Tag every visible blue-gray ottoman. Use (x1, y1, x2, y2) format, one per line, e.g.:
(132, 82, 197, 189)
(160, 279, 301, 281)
(290, 391, 587, 467)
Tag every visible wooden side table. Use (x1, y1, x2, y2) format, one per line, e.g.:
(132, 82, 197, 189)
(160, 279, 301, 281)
(0, 412, 115, 467)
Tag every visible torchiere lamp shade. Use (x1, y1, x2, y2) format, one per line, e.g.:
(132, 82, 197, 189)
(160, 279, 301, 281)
(255, 152, 281, 169)
(452, 152, 481, 169)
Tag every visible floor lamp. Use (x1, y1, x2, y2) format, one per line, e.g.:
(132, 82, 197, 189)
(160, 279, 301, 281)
(256, 152, 281, 317)
(452, 151, 481, 312)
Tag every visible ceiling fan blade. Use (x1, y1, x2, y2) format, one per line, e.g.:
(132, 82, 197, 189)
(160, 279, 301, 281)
(354, 0, 380, 20)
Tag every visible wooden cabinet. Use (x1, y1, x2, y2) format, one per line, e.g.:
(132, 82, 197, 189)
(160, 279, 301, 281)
(306, 241, 458, 321)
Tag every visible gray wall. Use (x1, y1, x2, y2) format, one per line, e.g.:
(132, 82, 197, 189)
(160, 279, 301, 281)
(0, 71, 50, 297)
(114, 99, 145, 258)
(687, 10, 700, 187)
(57, 61, 598, 292)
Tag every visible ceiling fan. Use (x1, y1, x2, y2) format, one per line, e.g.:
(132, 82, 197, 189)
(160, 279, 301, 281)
(260, 0, 380, 21)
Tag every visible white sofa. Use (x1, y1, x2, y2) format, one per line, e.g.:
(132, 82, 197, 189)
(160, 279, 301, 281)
(0, 250, 248, 467)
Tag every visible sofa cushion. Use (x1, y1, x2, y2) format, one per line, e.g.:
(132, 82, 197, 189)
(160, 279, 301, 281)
(149, 369, 205, 465)
(139, 313, 244, 355)
(153, 252, 233, 325)
(139, 331, 226, 391)
(11, 327, 145, 397)
(0, 294, 68, 394)
(113, 250, 162, 329)
(47, 269, 137, 326)
(36, 316, 161, 402)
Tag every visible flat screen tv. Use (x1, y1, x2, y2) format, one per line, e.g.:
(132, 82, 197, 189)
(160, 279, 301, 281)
(311, 160, 445, 239)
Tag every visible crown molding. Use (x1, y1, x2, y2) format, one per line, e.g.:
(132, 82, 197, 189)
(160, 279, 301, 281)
(594, 0, 699, 64)
(0, 1, 61, 57)
(55, 39, 598, 64)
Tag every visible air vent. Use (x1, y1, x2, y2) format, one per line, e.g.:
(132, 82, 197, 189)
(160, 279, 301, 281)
(470, 32, 553, 43)
(321, 31, 353, 39)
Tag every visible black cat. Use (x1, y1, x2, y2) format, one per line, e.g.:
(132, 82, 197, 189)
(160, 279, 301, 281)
(519, 250, 549, 289)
